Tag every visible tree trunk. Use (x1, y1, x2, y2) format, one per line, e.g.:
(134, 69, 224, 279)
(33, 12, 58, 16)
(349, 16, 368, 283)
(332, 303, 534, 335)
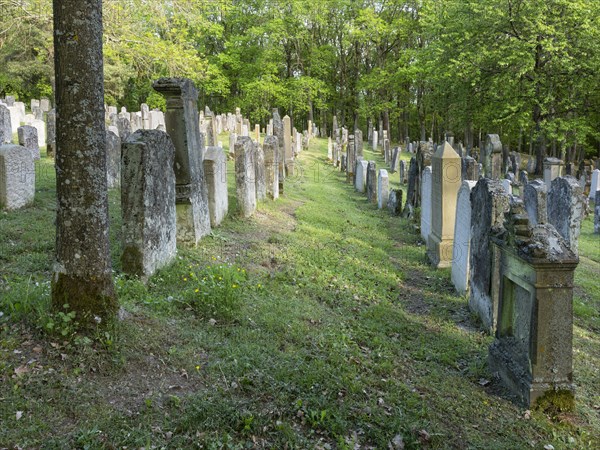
(52, 0, 117, 324)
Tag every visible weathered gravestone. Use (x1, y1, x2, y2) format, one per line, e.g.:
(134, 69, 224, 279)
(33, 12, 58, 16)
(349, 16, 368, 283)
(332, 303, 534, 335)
(0, 105, 12, 144)
(153, 77, 211, 245)
(390, 147, 400, 173)
(402, 157, 418, 218)
(283, 115, 293, 175)
(229, 132, 237, 159)
(263, 135, 279, 200)
(121, 130, 176, 279)
(519, 170, 528, 187)
(399, 159, 406, 184)
(30, 119, 46, 147)
(523, 179, 547, 226)
(105, 130, 121, 189)
(377, 169, 389, 209)
(17, 125, 40, 160)
(489, 201, 578, 409)
(40, 98, 51, 113)
(595, 191, 600, 234)
(203, 147, 229, 227)
(0, 144, 35, 210)
(340, 154, 347, 172)
(254, 142, 267, 202)
(428, 142, 462, 268)
(462, 156, 479, 181)
(547, 176, 585, 257)
(483, 134, 502, 179)
(355, 159, 368, 193)
(46, 109, 56, 158)
(272, 109, 285, 191)
(451, 181, 477, 294)
(354, 129, 363, 160)
(468, 179, 511, 332)
(117, 117, 132, 142)
(589, 169, 599, 200)
(420, 166, 432, 243)
(543, 157, 563, 187)
(387, 189, 403, 216)
(372, 130, 378, 150)
(526, 157, 536, 175)
(235, 136, 257, 218)
(384, 139, 391, 164)
(347, 134, 355, 183)
(327, 137, 333, 161)
(366, 161, 377, 204)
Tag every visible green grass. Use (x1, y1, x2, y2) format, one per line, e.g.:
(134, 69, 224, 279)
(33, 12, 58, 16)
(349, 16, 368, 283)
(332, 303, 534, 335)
(0, 138, 599, 449)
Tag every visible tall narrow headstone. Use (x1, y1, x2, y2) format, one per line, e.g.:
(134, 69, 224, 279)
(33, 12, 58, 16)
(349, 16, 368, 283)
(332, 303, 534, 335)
(366, 161, 377, 204)
(402, 157, 418, 217)
(347, 134, 356, 182)
(273, 110, 285, 190)
(387, 189, 403, 216)
(483, 134, 502, 179)
(17, 125, 40, 160)
(543, 157, 563, 186)
(254, 142, 267, 202)
(283, 115, 293, 175)
(105, 130, 121, 189)
(468, 179, 510, 332)
(121, 130, 176, 278)
(229, 132, 237, 158)
(354, 129, 363, 159)
(547, 176, 585, 257)
(390, 147, 399, 173)
(523, 179, 547, 226)
(153, 77, 212, 245)
(399, 160, 406, 184)
(0, 105, 12, 144)
(427, 142, 462, 268)
(588, 169, 599, 200)
(462, 156, 479, 181)
(355, 159, 368, 193)
(327, 137, 333, 161)
(372, 130, 378, 150)
(46, 109, 56, 157)
(263, 135, 279, 200)
(203, 147, 228, 227)
(451, 181, 477, 294)
(420, 166, 432, 242)
(0, 144, 35, 210)
(595, 190, 600, 234)
(235, 137, 257, 218)
(377, 169, 389, 209)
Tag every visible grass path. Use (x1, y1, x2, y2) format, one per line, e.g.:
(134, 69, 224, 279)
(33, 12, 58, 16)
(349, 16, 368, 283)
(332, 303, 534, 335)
(0, 137, 599, 449)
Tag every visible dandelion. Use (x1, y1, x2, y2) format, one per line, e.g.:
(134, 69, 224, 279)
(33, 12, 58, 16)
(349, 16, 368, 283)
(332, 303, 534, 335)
(195, 365, 201, 371)
(257, 284, 262, 288)
(195, 288, 199, 293)
(184, 278, 188, 282)
(212, 256, 216, 261)
(232, 284, 238, 289)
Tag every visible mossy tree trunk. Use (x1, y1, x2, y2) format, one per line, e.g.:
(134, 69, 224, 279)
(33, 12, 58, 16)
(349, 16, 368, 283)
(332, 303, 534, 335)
(51, 0, 117, 324)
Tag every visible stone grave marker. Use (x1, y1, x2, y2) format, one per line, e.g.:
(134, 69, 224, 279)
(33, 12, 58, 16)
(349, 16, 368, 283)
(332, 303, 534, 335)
(543, 157, 563, 186)
(377, 169, 389, 209)
(451, 181, 477, 294)
(46, 109, 56, 157)
(366, 161, 377, 204)
(17, 125, 40, 160)
(0, 105, 12, 144)
(390, 147, 399, 173)
(235, 136, 257, 218)
(387, 189, 403, 216)
(589, 169, 599, 200)
(483, 134, 502, 179)
(421, 166, 432, 243)
(203, 147, 228, 227)
(355, 159, 368, 193)
(0, 144, 35, 210)
(547, 176, 585, 257)
(254, 142, 267, 202)
(595, 190, 600, 234)
(106, 130, 121, 189)
(263, 135, 279, 200)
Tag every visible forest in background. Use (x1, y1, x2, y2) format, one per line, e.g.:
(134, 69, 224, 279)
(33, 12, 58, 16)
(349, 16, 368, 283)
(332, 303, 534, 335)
(2, 0, 600, 164)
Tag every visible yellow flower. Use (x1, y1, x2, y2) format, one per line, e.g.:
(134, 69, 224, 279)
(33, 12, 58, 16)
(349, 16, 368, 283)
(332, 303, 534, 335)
(232, 284, 238, 289)
(212, 256, 216, 261)
(257, 284, 262, 288)
(195, 288, 199, 293)
(184, 278, 188, 282)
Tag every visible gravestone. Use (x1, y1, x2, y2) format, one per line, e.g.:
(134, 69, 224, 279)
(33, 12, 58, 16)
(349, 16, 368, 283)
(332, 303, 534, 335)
(468, 179, 510, 332)
(340, 154, 347, 172)
(519, 170, 528, 186)
(117, 117, 132, 142)
(283, 115, 293, 175)
(30, 99, 40, 111)
(399, 160, 406, 184)
(543, 157, 563, 186)
(402, 157, 418, 218)
(390, 147, 400, 173)
(366, 161, 377, 204)
(383, 139, 391, 164)
(547, 176, 585, 257)
(153, 77, 211, 245)
(30, 119, 46, 147)
(141, 103, 150, 129)
(105, 130, 121, 189)
(387, 189, 403, 216)
(462, 156, 479, 181)
(327, 137, 333, 161)
(263, 135, 279, 200)
(428, 142, 462, 268)
(483, 134, 502, 179)
(501, 178, 512, 196)
(40, 98, 51, 112)
(17, 125, 40, 160)
(355, 159, 368, 193)
(420, 166, 432, 243)
(354, 129, 363, 159)
(8, 104, 22, 134)
(526, 157, 536, 174)
(451, 181, 477, 294)
(235, 136, 257, 218)
(347, 134, 355, 182)
(0, 144, 35, 210)
(272, 110, 285, 189)
(203, 146, 229, 227)
(372, 130, 378, 150)
(121, 130, 176, 279)
(0, 105, 12, 144)
(523, 179, 547, 226)
(377, 169, 389, 209)
(588, 169, 599, 200)
(5, 96, 15, 106)
(254, 142, 267, 202)
(229, 132, 237, 158)
(489, 201, 578, 408)
(595, 191, 600, 234)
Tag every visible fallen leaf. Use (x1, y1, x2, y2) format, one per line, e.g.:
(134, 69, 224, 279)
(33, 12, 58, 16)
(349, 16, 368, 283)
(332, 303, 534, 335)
(14, 365, 29, 377)
(418, 429, 431, 442)
(16, 411, 23, 420)
(32, 346, 42, 353)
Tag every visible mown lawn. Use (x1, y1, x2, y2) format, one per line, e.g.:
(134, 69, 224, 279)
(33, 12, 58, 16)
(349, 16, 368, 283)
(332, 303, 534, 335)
(0, 137, 599, 449)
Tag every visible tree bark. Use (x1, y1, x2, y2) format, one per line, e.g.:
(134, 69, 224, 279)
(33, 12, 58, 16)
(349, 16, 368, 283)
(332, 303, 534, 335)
(52, 0, 117, 324)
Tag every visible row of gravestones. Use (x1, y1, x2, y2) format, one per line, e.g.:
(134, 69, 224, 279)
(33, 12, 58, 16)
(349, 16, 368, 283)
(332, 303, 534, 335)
(415, 134, 593, 409)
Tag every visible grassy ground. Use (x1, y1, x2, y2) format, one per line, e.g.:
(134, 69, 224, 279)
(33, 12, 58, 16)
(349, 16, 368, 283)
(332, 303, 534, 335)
(0, 137, 599, 449)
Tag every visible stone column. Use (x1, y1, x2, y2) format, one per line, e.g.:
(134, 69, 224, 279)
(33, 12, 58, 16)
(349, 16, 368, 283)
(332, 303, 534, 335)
(121, 130, 177, 279)
(235, 137, 257, 218)
(153, 77, 211, 245)
(52, 0, 117, 322)
(427, 142, 462, 268)
(263, 135, 279, 200)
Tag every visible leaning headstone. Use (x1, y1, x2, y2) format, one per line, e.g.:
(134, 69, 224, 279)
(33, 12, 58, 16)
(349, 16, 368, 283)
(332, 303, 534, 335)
(387, 189, 403, 216)
(489, 201, 578, 409)
(595, 190, 600, 234)
(543, 157, 563, 186)
(468, 179, 510, 332)
(203, 147, 228, 227)
(390, 147, 400, 173)
(483, 134, 502, 179)
(523, 179, 547, 226)
(121, 130, 177, 279)
(547, 176, 585, 257)
(420, 166, 432, 243)
(451, 181, 477, 294)
(153, 77, 211, 245)
(366, 161, 377, 204)
(17, 125, 40, 160)
(106, 130, 121, 189)
(263, 135, 279, 200)
(0, 105, 12, 144)
(355, 159, 368, 193)
(254, 142, 267, 202)
(235, 137, 257, 218)
(0, 144, 35, 210)
(588, 169, 599, 200)
(377, 169, 389, 209)
(427, 142, 462, 268)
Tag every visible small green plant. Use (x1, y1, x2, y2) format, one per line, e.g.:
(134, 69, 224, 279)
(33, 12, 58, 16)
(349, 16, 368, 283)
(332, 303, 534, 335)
(181, 262, 248, 321)
(41, 304, 78, 338)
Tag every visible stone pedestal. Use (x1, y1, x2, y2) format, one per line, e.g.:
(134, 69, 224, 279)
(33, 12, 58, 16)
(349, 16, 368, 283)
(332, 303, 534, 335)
(489, 202, 578, 408)
(427, 142, 462, 268)
(153, 77, 211, 245)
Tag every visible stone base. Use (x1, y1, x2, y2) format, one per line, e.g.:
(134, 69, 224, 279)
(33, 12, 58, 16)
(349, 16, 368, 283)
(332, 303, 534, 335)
(489, 339, 574, 408)
(427, 232, 454, 269)
(176, 202, 210, 245)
